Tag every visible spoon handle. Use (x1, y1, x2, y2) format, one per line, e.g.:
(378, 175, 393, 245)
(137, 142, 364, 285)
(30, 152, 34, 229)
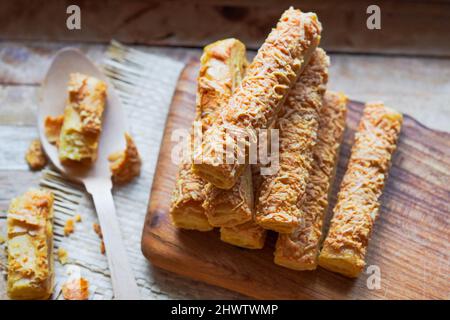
(86, 179, 141, 300)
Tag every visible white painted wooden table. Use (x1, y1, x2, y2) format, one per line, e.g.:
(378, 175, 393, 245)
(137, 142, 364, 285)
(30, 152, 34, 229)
(0, 41, 449, 299)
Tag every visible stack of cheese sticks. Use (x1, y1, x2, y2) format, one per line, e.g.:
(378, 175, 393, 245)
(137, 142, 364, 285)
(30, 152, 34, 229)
(170, 7, 402, 278)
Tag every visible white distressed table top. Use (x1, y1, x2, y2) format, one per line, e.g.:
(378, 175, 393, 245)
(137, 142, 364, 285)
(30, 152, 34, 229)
(0, 41, 449, 300)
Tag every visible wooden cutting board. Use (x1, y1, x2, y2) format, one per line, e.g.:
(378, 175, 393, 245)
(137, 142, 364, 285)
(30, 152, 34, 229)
(141, 61, 450, 300)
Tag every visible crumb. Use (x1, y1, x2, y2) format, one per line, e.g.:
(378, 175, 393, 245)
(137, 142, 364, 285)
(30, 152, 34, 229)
(74, 214, 82, 222)
(57, 247, 68, 265)
(64, 218, 75, 236)
(108, 133, 142, 184)
(44, 115, 64, 144)
(62, 277, 89, 300)
(0, 235, 5, 245)
(93, 223, 105, 254)
(25, 139, 47, 170)
(100, 241, 105, 255)
(93, 223, 102, 238)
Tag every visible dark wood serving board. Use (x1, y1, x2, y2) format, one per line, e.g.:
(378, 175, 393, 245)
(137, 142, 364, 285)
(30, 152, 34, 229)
(141, 61, 450, 300)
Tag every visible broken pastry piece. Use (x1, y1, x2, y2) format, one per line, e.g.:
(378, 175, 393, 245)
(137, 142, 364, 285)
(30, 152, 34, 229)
(25, 139, 47, 170)
(7, 189, 54, 300)
(62, 276, 89, 300)
(193, 8, 322, 189)
(274, 91, 347, 270)
(44, 115, 64, 145)
(256, 48, 330, 234)
(318, 102, 402, 278)
(170, 38, 247, 231)
(58, 73, 107, 165)
(108, 133, 142, 184)
(64, 218, 75, 236)
(57, 247, 69, 265)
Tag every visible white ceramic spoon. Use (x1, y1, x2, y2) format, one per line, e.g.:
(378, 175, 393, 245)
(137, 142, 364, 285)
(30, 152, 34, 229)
(38, 48, 140, 300)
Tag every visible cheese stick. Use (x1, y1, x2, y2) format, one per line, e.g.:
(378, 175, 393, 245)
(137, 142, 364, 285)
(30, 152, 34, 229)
(274, 91, 347, 270)
(220, 165, 267, 249)
(7, 189, 54, 300)
(170, 39, 247, 231)
(193, 8, 322, 189)
(256, 48, 330, 234)
(59, 73, 107, 165)
(319, 103, 402, 277)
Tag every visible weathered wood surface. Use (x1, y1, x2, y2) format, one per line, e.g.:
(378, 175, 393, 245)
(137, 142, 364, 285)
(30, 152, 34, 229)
(1, 0, 450, 57)
(0, 41, 449, 299)
(142, 61, 450, 299)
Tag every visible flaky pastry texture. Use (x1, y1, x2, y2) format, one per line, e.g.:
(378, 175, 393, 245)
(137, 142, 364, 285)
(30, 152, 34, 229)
(318, 102, 402, 277)
(7, 189, 54, 300)
(256, 48, 329, 234)
(193, 8, 322, 190)
(274, 91, 347, 270)
(170, 39, 247, 231)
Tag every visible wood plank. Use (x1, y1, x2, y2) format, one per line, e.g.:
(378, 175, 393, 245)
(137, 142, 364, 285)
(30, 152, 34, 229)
(1, 0, 450, 56)
(141, 61, 450, 300)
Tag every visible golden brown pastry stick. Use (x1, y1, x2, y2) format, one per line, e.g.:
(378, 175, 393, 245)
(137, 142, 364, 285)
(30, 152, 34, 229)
(58, 73, 107, 165)
(219, 165, 267, 249)
(170, 39, 247, 231)
(318, 103, 402, 278)
(255, 48, 330, 234)
(193, 8, 322, 189)
(7, 189, 54, 300)
(274, 91, 348, 270)
(196, 38, 255, 228)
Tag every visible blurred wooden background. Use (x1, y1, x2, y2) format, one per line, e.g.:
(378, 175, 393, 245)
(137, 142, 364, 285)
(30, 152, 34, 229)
(1, 0, 450, 56)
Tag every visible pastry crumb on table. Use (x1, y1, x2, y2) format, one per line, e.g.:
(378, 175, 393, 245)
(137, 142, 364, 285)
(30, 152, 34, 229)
(25, 139, 47, 170)
(62, 276, 90, 300)
(108, 133, 142, 184)
(93, 223, 102, 238)
(93, 223, 105, 254)
(64, 218, 75, 236)
(57, 248, 69, 265)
